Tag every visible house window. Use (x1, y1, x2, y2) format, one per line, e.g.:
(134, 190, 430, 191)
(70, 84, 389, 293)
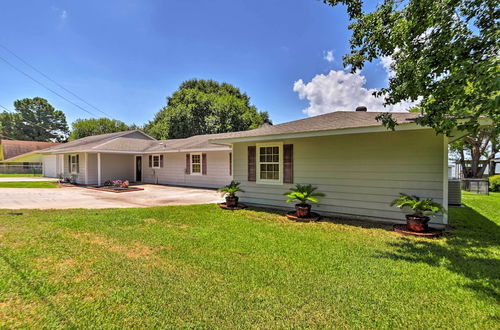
(191, 153, 201, 174)
(152, 154, 161, 168)
(70, 154, 79, 174)
(257, 143, 282, 183)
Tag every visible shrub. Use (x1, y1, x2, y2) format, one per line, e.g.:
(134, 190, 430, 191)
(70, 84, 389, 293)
(218, 181, 244, 198)
(489, 175, 500, 192)
(391, 193, 446, 217)
(284, 184, 325, 205)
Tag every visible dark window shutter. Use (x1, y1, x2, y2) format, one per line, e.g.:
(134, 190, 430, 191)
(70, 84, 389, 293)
(248, 146, 256, 182)
(76, 154, 80, 173)
(283, 144, 293, 184)
(202, 153, 207, 175)
(185, 154, 191, 174)
(148, 155, 152, 168)
(160, 155, 164, 168)
(67, 155, 71, 172)
(229, 152, 232, 176)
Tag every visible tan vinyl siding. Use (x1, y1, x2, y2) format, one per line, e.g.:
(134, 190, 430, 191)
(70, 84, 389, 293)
(100, 154, 134, 183)
(62, 153, 86, 184)
(232, 129, 447, 226)
(142, 150, 232, 188)
(122, 131, 152, 140)
(86, 153, 98, 185)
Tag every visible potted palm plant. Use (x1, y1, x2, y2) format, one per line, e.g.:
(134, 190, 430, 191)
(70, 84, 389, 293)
(218, 181, 244, 207)
(284, 184, 325, 218)
(391, 194, 446, 232)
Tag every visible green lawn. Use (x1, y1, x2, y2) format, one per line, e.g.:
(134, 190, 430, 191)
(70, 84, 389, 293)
(0, 181, 59, 188)
(0, 195, 498, 328)
(0, 174, 42, 177)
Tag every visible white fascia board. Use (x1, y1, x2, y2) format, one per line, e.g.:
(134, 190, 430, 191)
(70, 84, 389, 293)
(48, 147, 230, 155)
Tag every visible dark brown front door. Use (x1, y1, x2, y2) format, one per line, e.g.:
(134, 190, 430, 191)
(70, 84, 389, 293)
(136, 156, 142, 182)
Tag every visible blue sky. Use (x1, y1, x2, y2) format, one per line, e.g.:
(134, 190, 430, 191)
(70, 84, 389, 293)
(0, 0, 395, 127)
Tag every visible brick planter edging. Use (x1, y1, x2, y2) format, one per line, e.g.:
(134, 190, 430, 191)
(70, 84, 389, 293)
(85, 186, 145, 193)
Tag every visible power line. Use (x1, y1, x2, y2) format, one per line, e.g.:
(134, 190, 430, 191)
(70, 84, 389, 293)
(0, 43, 113, 118)
(0, 54, 101, 118)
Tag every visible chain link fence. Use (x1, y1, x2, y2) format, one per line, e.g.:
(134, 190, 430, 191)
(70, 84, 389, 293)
(0, 163, 42, 175)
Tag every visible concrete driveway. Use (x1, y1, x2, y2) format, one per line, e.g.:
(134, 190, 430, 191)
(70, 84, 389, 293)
(0, 184, 223, 209)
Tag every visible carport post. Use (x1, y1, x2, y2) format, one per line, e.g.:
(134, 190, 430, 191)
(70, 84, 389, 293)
(84, 153, 88, 185)
(97, 153, 101, 186)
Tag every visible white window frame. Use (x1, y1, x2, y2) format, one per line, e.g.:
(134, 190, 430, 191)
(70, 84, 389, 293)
(256, 142, 283, 185)
(190, 153, 202, 175)
(152, 154, 161, 169)
(70, 154, 79, 174)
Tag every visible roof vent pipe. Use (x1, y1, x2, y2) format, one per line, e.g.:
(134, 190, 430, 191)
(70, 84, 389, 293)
(355, 106, 367, 112)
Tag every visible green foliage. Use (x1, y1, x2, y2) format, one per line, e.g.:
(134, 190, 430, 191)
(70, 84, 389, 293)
(320, 0, 499, 134)
(0, 97, 69, 141)
(218, 180, 244, 198)
(391, 193, 446, 217)
(69, 118, 132, 141)
(284, 184, 325, 205)
(0, 181, 59, 188)
(144, 79, 271, 139)
(489, 175, 500, 192)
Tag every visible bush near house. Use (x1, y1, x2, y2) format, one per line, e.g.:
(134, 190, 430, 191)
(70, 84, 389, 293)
(489, 175, 500, 192)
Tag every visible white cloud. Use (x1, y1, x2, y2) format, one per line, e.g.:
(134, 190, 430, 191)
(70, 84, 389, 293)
(60, 10, 67, 20)
(293, 70, 416, 116)
(323, 50, 334, 63)
(380, 55, 394, 78)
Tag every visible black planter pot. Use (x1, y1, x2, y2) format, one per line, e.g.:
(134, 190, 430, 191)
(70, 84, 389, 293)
(226, 196, 239, 207)
(405, 214, 430, 232)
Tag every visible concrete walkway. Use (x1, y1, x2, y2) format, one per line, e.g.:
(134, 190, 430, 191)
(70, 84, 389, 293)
(0, 177, 58, 182)
(0, 184, 222, 209)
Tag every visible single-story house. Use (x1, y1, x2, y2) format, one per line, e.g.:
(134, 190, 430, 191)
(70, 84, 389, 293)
(210, 111, 451, 228)
(0, 139, 59, 174)
(41, 110, 463, 228)
(40, 130, 233, 189)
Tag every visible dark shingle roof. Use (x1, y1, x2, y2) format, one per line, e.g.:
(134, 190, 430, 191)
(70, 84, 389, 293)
(41, 112, 421, 154)
(210, 111, 420, 141)
(43, 130, 155, 153)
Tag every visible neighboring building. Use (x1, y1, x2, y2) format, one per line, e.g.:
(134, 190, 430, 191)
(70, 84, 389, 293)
(0, 139, 59, 174)
(40, 130, 232, 189)
(41, 111, 459, 228)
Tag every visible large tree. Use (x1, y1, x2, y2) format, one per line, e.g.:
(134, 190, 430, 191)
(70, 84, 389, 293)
(450, 126, 499, 178)
(69, 118, 132, 141)
(145, 79, 271, 139)
(0, 97, 69, 141)
(320, 0, 499, 134)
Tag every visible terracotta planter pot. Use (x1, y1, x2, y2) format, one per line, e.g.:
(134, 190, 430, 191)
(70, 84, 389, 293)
(225, 196, 239, 207)
(295, 204, 311, 218)
(405, 214, 430, 232)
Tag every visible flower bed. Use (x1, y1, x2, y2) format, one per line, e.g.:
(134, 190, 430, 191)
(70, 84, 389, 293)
(86, 186, 144, 193)
(87, 179, 143, 193)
